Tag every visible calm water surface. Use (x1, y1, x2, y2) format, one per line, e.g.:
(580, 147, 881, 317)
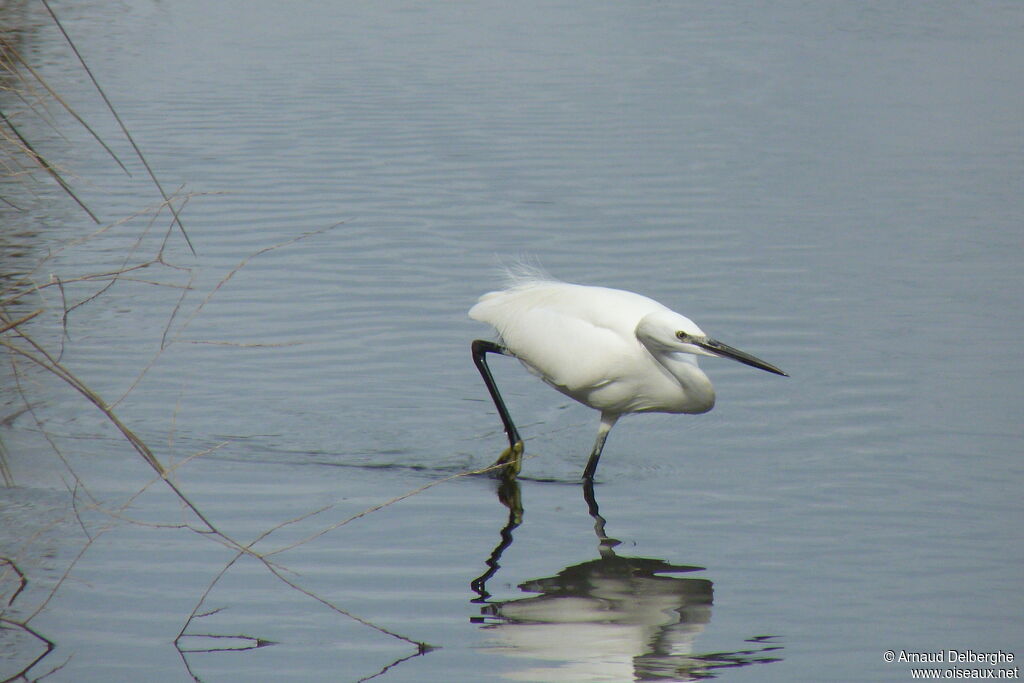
(1, 1, 1022, 681)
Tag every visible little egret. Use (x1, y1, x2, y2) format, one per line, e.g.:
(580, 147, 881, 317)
(469, 269, 787, 480)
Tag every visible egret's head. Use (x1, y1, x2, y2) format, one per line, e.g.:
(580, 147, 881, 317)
(636, 311, 788, 376)
(636, 311, 708, 355)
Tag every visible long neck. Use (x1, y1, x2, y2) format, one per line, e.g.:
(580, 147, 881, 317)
(655, 351, 716, 413)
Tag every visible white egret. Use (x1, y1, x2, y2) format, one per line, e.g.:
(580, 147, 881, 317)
(470, 269, 787, 480)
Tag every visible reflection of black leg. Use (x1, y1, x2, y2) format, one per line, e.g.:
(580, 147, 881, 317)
(471, 478, 523, 602)
(582, 478, 620, 553)
(472, 340, 524, 478)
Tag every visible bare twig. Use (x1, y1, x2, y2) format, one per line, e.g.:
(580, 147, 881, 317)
(166, 221, 347, 348)
(114, 221, 345, 408)
(261, 458, 529, 557)
(0, 191, 204, 309)
(0, 108, 99, 222)
(0, 615, 55, 682)
(0, 33, 128, 173)
(39, 0, 195, 255)
(1, 556, 28, 607)
(4, 348, 99, 504)
(0, 310, 42, 335)
(0, 437, 12, 487)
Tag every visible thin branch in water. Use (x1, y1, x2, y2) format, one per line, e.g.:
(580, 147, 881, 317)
(0, 193, 24, 210)
(178, 340, 304, 348)
(39, 0, 196, 255)
(0, 615, 55, 681)
(0, 436, 12, 487)
(4, 347, 99, 503)
(73, 275, 191, 290)
(260, 558, 436, 653)
(0, 309, 42, 335)
(174, 465, 470, 665)
(0, 33, 129, 173)
(68, 478, 97, 542)
(111, 441, 229, 519)
(175, 633, 275, 653)
(261, 457, 529, 557)
(115, 222, 343, 408)
(0, 337, 167, 476)
(58, 189, 189, 333)
(167, 221, 348, 346)
(0, 107, 99, 223)
(1, 556, 28, 607)
(24, 527, 103, 623)
(356, 648, 435, 683)
(0, 192, 203, 309)
(159, 264, 197, 351)
(0, 339, 254, 562)
(54, 275, 70, 357)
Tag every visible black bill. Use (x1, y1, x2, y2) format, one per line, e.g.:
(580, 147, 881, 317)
(698, 337, 788, 377)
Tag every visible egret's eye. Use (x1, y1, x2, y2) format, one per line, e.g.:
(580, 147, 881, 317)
(675, 331, 690, 341)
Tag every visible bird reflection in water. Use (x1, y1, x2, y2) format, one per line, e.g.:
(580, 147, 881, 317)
(471, 480, 783, 681)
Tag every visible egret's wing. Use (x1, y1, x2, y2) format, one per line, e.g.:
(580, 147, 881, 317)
(505, 307, 635, 396)
(470, 282, 655, 397)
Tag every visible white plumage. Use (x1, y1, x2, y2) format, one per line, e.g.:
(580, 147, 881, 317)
(469, 269, 786, 480)
(471, 277, 714, 415)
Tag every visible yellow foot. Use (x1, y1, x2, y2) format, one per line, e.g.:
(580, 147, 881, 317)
(491, 440, 524, 480)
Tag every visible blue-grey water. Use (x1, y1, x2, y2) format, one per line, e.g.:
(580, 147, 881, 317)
(1, 1, 1022, 681)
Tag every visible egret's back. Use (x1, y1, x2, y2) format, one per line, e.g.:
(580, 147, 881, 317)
(471, 275, 671, 333)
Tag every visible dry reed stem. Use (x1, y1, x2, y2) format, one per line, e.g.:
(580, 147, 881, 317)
(0, 32, 127, 173)
(3, 347, 100, 508)
(38, 0, 193, 251)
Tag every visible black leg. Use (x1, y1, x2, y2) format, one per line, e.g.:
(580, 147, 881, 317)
(471, 340, 522, 447)
(472, 340, 524, 478)
(582, 445, 603, 481)
(581, 413, 618, 481)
